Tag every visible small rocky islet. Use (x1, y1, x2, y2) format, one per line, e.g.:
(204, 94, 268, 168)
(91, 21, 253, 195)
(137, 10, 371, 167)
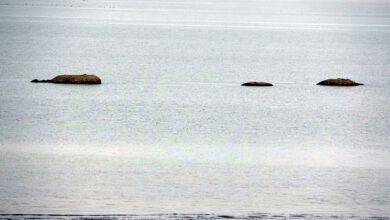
(241, 78, 363, 87)
(241, 82, 273, 86)
(316, 78, 363, 86)
(31, 74, 101, 84)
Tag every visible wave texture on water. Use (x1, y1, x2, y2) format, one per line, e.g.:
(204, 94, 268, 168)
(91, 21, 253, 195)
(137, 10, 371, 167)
(1, 214, 390, 220)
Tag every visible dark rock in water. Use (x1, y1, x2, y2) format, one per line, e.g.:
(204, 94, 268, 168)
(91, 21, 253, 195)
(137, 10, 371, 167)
(317, 78, 363, 86)
(31, 74, 101, 84)
(241, 82, 273, 86)
(31, 79, 52, 83)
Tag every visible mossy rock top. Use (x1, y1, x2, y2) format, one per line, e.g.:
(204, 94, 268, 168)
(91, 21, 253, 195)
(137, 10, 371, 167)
(317, 78, 362, 86)
(31, 74, 101, 84)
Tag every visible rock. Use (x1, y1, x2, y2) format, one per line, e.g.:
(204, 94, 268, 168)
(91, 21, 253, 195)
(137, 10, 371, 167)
(31, 74, 101, 84)
(317, 78, 363, 86)
(241, 82, 273, 86)
(51, 74, 101, 84)
(31, 79, 51, 83)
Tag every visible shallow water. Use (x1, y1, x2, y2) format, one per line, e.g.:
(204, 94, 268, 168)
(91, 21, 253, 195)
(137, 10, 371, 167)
(0, 0, 390, 217)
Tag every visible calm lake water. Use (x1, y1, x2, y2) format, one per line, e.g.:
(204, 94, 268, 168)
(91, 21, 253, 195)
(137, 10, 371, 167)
(1, 0, 390, 218)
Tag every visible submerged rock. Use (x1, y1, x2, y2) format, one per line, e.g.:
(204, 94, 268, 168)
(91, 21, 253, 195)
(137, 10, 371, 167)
(31, 74, 101, 84)
(317, 78, 363, 86)
(241, 82, 273, 86)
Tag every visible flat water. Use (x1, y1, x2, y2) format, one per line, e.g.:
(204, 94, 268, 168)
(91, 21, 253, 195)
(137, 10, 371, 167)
(0, 0, 390, 217)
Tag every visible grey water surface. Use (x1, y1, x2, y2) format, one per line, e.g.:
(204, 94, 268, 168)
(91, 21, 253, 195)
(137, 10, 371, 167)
(0, 0, 390, 218)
